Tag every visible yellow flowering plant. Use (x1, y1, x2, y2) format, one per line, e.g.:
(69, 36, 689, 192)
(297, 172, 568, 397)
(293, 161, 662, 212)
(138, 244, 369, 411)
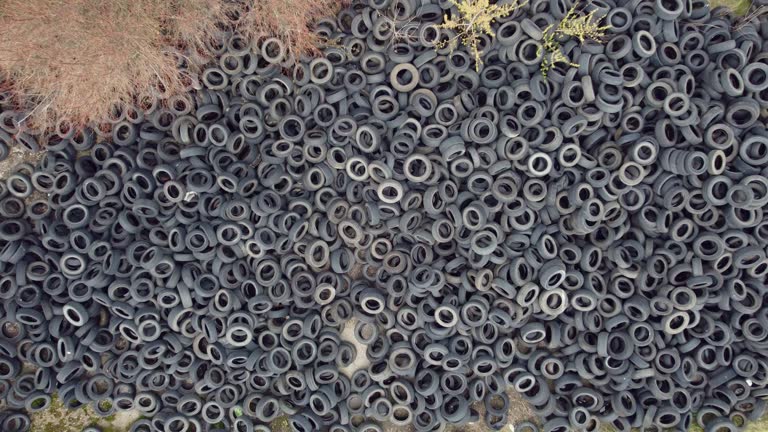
(436, 0, 524, 71)
(539, 4, 611, 77)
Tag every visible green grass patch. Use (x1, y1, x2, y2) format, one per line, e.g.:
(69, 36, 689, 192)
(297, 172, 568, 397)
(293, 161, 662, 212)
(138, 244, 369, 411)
(689, 420, 705, 432)
(710, 0, 752, 15)
(745, 415, 768, 432)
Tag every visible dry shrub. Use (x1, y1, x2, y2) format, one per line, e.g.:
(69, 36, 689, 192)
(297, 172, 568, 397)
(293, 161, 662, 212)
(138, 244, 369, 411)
(237, 0, 347, 58)
(0, 0, 227, 129)
(0, 0, 347, 132)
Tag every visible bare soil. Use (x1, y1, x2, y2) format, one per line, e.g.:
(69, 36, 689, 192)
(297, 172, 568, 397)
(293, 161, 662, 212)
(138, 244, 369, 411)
(0, 145, 43, 180)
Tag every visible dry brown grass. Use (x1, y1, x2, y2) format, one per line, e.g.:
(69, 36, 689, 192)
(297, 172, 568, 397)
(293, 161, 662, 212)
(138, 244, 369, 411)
(236, 0, 347, 57)
(0, 0, 346, 132)
(0, 0, 225, 130)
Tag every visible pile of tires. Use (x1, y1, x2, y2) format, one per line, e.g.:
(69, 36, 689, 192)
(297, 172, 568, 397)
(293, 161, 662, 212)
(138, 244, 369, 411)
(1, 0, 768, 431)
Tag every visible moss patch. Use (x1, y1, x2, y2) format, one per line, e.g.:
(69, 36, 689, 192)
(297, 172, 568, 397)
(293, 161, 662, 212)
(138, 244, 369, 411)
(689, 420, 705, 432)
(31, 393, 140, 432)
(32, 394, 94, 432)
(601, 412, 768, 432)
(271, 415, 292, 432)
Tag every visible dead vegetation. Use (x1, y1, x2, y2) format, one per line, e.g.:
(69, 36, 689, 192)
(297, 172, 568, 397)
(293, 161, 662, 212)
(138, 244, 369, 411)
(0, 0, 227, 129)
(0, 0, 344, 131)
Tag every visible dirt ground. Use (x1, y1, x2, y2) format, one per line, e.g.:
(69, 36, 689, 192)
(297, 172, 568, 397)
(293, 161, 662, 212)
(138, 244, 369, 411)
(28, 393, 141, 432)
(0, 144, 43, 179)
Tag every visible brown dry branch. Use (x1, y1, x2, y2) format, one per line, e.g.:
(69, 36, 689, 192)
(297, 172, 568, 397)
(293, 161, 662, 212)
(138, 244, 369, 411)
(375, 9, 422, 47)
(734, 5, 768, 31)
(0, 0, 229, 130)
